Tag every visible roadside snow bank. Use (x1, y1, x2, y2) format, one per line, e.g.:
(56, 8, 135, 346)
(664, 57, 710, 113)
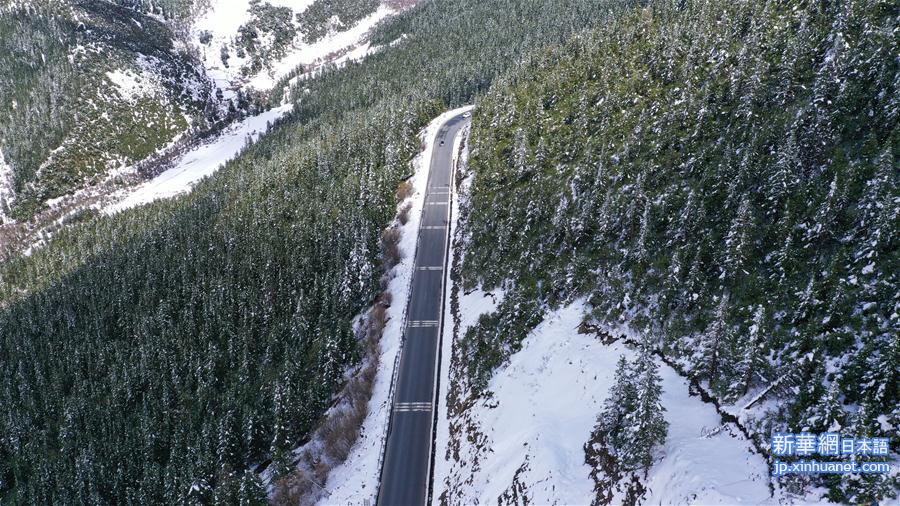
(321, 106, 473, 505)
(436, 297, 784, 505)
(104, 103, 292, 214)
(0, 149, 14, 223)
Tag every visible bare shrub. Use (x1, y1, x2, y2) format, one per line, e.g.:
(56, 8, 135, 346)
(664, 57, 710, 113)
(368, 304, 388, 341)
(321, 405, 360, 464)
(350, 373, 374, 409)
(395, 180, 413, 202)
(271, 469, 313, 506)
(313, 457, 330, 485)
(397, 202, 412, 225)
(381, 228, 402, 268)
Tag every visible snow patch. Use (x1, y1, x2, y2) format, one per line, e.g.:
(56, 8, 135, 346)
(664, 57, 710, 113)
(193, 0, 312, 99)
(434, 299, 790, 504)
(105, 57, 164, 102)
(193, 0, 394, 99)
(321, 106, 473, 505)
(247, 5, 393, 91)
(103, 103, 292, 214)
(106, 69, 145, 99)
(198, 0, 307, 42)
(0, 149, 14, 223)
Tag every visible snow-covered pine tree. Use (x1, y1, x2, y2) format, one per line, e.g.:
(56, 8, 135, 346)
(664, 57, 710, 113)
(270, 374, 293, 479)
(633, 199, 652, 266)
(862, 335, 899, 411)
(732, 304, 769, 398)
(697, 294, 730, 390)
(620, 345, 668, 472)
(723, 196, 754, 283)
(238, 470, 267, 506)
(768, 129, 802, 210)
(596, 354, 637, 453)
(838, 395, 897, 504)
(811, 379, 845, 433)
(217, 410, 241, 472)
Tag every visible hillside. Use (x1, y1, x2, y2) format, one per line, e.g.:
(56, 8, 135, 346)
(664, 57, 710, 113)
(0, 0, 217, 220)
(0, 0, 415, 262)
(0, 0, 896, 504)
(452, 0, 898, 503)
(0, 0, 633, 503)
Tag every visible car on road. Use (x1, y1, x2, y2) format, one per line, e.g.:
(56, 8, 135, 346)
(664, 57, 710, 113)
(463, 112, 471, 118)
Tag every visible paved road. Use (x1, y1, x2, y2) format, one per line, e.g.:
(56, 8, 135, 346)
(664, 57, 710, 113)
(377, 112, 470, 506)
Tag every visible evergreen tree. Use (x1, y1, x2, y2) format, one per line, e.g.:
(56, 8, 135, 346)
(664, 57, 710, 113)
(811, 380, 845, 433)
(732, 305, 768, 399)
(596, 354, 638, 452)
(698, 295, 730, 389)
(238, 470, 267, 506)
(723, 196, 754, 283)
(620, 347, 668, 472)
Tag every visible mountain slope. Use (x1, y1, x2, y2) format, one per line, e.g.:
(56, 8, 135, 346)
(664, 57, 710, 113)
(0, 0, 216, 219)
(455, 0, 898, 502)
(0, 0, 411, 261)
(0, 0, 637, 503)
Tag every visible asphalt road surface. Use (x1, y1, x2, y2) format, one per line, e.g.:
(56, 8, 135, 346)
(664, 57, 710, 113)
(377, 112, 470, 506)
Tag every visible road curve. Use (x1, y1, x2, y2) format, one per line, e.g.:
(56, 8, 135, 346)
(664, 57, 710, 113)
(377, 112, 470, 506)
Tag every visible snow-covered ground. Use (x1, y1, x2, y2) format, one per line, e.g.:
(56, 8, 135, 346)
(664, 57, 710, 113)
(321, 106, 473, 505)
(0, 149, 14, 223)
(434, 298, 794, 505)
(247, 6, 395, 91)
(429, 127, 815, 505)
(104, 103, 292, 214)
(193, 0, 396, 98)
(192, 0, 313, 99)
(105, 56, 165, 103)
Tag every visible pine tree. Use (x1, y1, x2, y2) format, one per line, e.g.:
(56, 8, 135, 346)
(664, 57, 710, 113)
(812, 380, 845, 432)
(621, 346, 668, 472)
(238, 470, 267, 506)
(270, 375, 293, 479)
(863, 336, 899, 409)
(733, 305, 768, 398)
(633, 200, 651, 265)
(698, 295, 730, 388)
(597, 354, 638, 452)
(723, 196, 754, 283)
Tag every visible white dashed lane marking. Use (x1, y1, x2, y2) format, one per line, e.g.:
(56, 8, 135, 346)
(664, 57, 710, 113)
(394, 402, 433, 412)
(408, 320, 439, 328)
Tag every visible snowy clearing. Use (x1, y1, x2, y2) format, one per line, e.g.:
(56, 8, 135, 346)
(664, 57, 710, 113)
(434, 299, 797, 505)
(321, 106, 473, 505)
(192, 0, 314, 98)
(193, 0, 395, 98)
(104, 103, 292, 214)
(247, 6, 395, 91)
(105, 62, 161, 102)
